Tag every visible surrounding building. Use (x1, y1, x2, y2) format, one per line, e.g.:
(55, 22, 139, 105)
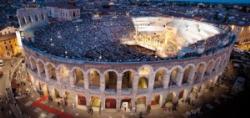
(0, 27, 21, 58)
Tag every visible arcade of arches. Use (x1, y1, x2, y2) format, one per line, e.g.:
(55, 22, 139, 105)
(27, 56, 226, 92)
(27, 54, 227, 112)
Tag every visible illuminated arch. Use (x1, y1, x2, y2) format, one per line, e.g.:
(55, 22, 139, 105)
(154, 68, 167, 88)
(87, 69, 100, 89)
(104, 70, 118, 91)
(46, 62, 56, 80)
(72, 67, 84, 87)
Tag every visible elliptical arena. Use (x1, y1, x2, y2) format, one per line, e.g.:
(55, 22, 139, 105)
(18, 8, 236, 113)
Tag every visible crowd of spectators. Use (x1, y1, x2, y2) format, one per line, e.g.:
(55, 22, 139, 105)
(24, 4, 242, 62)
(31, 15, 166, 62)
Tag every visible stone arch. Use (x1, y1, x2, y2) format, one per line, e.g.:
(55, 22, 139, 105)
(136, 96, 147, 112)
(165, 92, 177, 103)
(88, 69, 100, 89)
(90, 96, 101, 108)
(169, 66, 183, 87)
(121, 97, 132, 111)
(29, 56, 37, 72)
(122, 70, 134, 90)
(187, 86, 198, 102)
(151, 94, 161, 106)
(21, 17, 26, 25)
(54, 88, 61, 99)
(194, 62, 206, 83)
(35, 15, 39, 21)
(221, 54, 228, 69)
(178, 89, 188, 101)
(105, 98, 116, 109)
(46, 63, 56, 80)
(77, 94, 86, 106)
(154, 68, 167, 89)
(37, 59, 45, 77)
(138, 65, 152, 90)
(138, 76, 148, 89)
(72, 67, 84, 87)
(182, 64, 195, 84)
(214, 57, 221, 72)
(104, 70, 118, 91)
(57, 65, 70, 82)
(64, 91, 74, 106)
(28, 16, 32, 23)
(42, 14, 46, 20)
(205, 60, 215, 76)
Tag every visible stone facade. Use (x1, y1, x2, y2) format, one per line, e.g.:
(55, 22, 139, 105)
(22, 39, 233, 112)
(16, 8, 48, 31)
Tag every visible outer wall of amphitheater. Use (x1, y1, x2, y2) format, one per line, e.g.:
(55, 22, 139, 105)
(22, 41, 234, 112)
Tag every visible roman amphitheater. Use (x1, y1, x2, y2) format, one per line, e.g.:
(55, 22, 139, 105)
(17, 7, 236, 112)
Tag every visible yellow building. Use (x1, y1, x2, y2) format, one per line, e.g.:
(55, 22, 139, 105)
(0, 33, 21, 58)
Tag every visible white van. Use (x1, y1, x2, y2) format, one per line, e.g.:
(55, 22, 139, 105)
(0, 60, 4, 66)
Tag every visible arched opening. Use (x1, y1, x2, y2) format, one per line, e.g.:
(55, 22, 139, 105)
(121, 98, 132, 112)
(122, 71, 133, 90)
(169, 67, 182, 87)
(30, 57, 37, 72)
(179, 90, 187, 100)
(42, 14, 46, 20)
(41, 84, 48, 96)
(73, 68, 84, 87)
(54, 89, 61, 99)
(37, 60, 45, 77)
(90, 96, 101, 109)
(205, 60, 214, 76)
(57, 65, 69, 82)
(151, 94, 161, 106)
(105, 98, 116, 109)
(166, 92, 176, 103)
(88, 69, 100, 89)
(214, 58, 221, 72)
(178, 90, 188, 105)
(35, 15, 39, 21)
(182, 65, 194, 84)
(46, 63, 56, 80)
(21, 17, 26, 25)
(105, 71, 117, 91)
(136, 96, 146, 112)
(194, 63, 205, 83)
(28, 16, 32, 23)
(138, 77, 148, 89)
(154, 69, 165, 89)
(163, 92, 177, 109)
(77, 95, 86, 106)
(64, 91, 74, 106)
